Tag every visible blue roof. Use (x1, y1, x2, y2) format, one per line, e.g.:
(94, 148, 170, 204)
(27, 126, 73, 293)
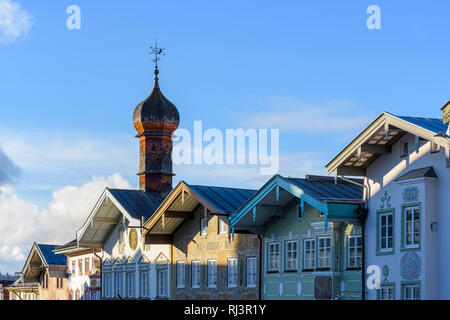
(389, 113, 448, 136)
(186, 183, 257, 214)
(108, 189, 160, 219)
(37, 244, 67, 266)
(282, 176, 363, 203)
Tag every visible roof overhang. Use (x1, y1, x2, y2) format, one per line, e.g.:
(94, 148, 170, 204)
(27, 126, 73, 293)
(142, 181, 222, 241)
(229, 175, 361, 235)
(76, 188, 141, 249)
(326, 112, 450, 177)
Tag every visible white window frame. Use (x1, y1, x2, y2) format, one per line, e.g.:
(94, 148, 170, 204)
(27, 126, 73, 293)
(157, 267, 168, 298)
(227, 258, 238, 288)
(380, 285, 394, 300)
(246, 257, 257, 288)
(191, 261, 201, 288)
(403, 284, 420, 300)
(207, 259, 217, 288)
(218, 218, 228, 235)
(379, 211, 394, 252)
(318, 237, 331, 269)
(347, 235, 362, 268)
(200, 218, 208, 236)
(140, 271, 149, 298)
(114, 273, 123, 297)
(285, 240, 298, 271)
(176, 261, 186, 288)
(126, 272, 135, 298)
(404, 206, 420, 249)
(303, 239, 315, 270)
(267, 242, 280, 273)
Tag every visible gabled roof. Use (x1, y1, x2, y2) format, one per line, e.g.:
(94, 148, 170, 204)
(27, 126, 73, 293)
(108, 189, 161, 220)
(229, 174, 363, 234)
(326, 112, 450, 176)
(284, 175, 362, 203)
(37, 244, 67, 266)
(76, 188, 161, 248)
(143, 181, 256, 237)
(395, 166, 438, 182)
(187, 184, 256, 214)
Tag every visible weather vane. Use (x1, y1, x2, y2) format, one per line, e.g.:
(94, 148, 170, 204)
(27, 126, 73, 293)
(150, 40, 166, 70)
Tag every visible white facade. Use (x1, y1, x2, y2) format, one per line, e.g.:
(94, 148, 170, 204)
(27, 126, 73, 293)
(365, 133, 449, 299)
(100, 216, 171, 300)
(67, 252, 101, 300)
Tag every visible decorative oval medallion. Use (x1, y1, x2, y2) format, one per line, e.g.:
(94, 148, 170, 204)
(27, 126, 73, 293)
(129, 228, 138, 251)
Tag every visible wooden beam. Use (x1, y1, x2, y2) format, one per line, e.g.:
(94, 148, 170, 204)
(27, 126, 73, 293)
(337, 166, 366, 177)
(361, 144, 391, 154)
(93, 217, 118, 224)
(164, 211, 193, 219)
(144, 234, 173, 245)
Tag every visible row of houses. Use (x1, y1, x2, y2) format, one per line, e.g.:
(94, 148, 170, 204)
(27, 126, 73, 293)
(6, 63, 450, 300)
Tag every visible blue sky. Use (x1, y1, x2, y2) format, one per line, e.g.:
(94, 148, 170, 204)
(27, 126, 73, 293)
(0, 0, 449, 273)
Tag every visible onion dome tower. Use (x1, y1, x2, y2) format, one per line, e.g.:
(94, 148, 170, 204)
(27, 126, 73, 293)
(133, 45, 180, 202)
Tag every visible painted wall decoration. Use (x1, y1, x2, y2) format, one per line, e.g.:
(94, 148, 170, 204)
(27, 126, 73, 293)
(400, 252, 422, 280)
(380, 191, 391, 209)
(129, 229, 138, 251)
(382, 265, 389, 282)
(314, 276, 332, 300)
(402, 186, 419, 202)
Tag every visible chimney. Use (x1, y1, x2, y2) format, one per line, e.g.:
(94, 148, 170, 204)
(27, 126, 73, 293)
(442, 100, 450, 135)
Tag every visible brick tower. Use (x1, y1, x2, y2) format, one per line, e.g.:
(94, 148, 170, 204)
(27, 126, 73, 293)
(133, 57, 180, 202)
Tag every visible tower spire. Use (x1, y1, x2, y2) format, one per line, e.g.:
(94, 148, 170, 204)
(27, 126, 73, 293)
(150, 40, 165, 89)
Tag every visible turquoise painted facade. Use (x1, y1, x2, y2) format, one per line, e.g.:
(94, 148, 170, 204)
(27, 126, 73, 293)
(230, 175, 363, 300)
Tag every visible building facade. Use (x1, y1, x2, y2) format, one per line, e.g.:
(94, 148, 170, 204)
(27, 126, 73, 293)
(143, 181, 260, 300)
(230, 174, 364, 300)
(54, 242, 101, 300)
(326, 103, 450, 299)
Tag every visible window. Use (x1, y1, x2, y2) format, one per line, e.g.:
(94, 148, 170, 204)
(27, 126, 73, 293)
(404, 207, 420, 249)
(285, 241, 298, 271)
(191, 261, 201, 288)
(115, 273, 123, 297)
(267, 242, 280, 272)
(140, 272, 149, 298)
(227, 258, 238, 287)
(401, 142, 409, 157)
(207, 260, 217, 288)
(218, 218, 228, 235)
(176, 261, 186, 288)
(85, 258, 90, 274)
(246, 257, 257, 288)
(403, 283, 420, 300)
(348, 235, 362, 268)
(157, 267, 168, 297)
(303, 239, 315, 270)
(200, 218, 208, 236)
(56, 278, 63, 289)
(318, 237, 331, 269)
(379, 285, 395, 300)
(104, 274, 112, 298)
(72, 261, 76, 276)
(75, 291, 80, 300)
(126, 272, 135, 298)
(379, 211, 394, 252)
(78, 260, 83, 276)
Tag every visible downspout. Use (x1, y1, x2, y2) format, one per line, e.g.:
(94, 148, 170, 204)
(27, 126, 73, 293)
(258, 234, 263, 300)
(338, 175, 369, 301)
(93, 250, 103, 300)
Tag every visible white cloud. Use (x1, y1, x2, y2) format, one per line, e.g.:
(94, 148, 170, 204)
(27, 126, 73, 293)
(0, 0, 33, 43)
(0, 173, 131, 274)
(238, 97, 373, 134)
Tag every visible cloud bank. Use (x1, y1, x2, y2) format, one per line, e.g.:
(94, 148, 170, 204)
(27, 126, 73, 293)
(0, 173, 131, 274)
(0, 0, 33, 43)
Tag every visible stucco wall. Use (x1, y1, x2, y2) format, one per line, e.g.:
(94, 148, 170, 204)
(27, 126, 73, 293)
(172, 206, 259, 300)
